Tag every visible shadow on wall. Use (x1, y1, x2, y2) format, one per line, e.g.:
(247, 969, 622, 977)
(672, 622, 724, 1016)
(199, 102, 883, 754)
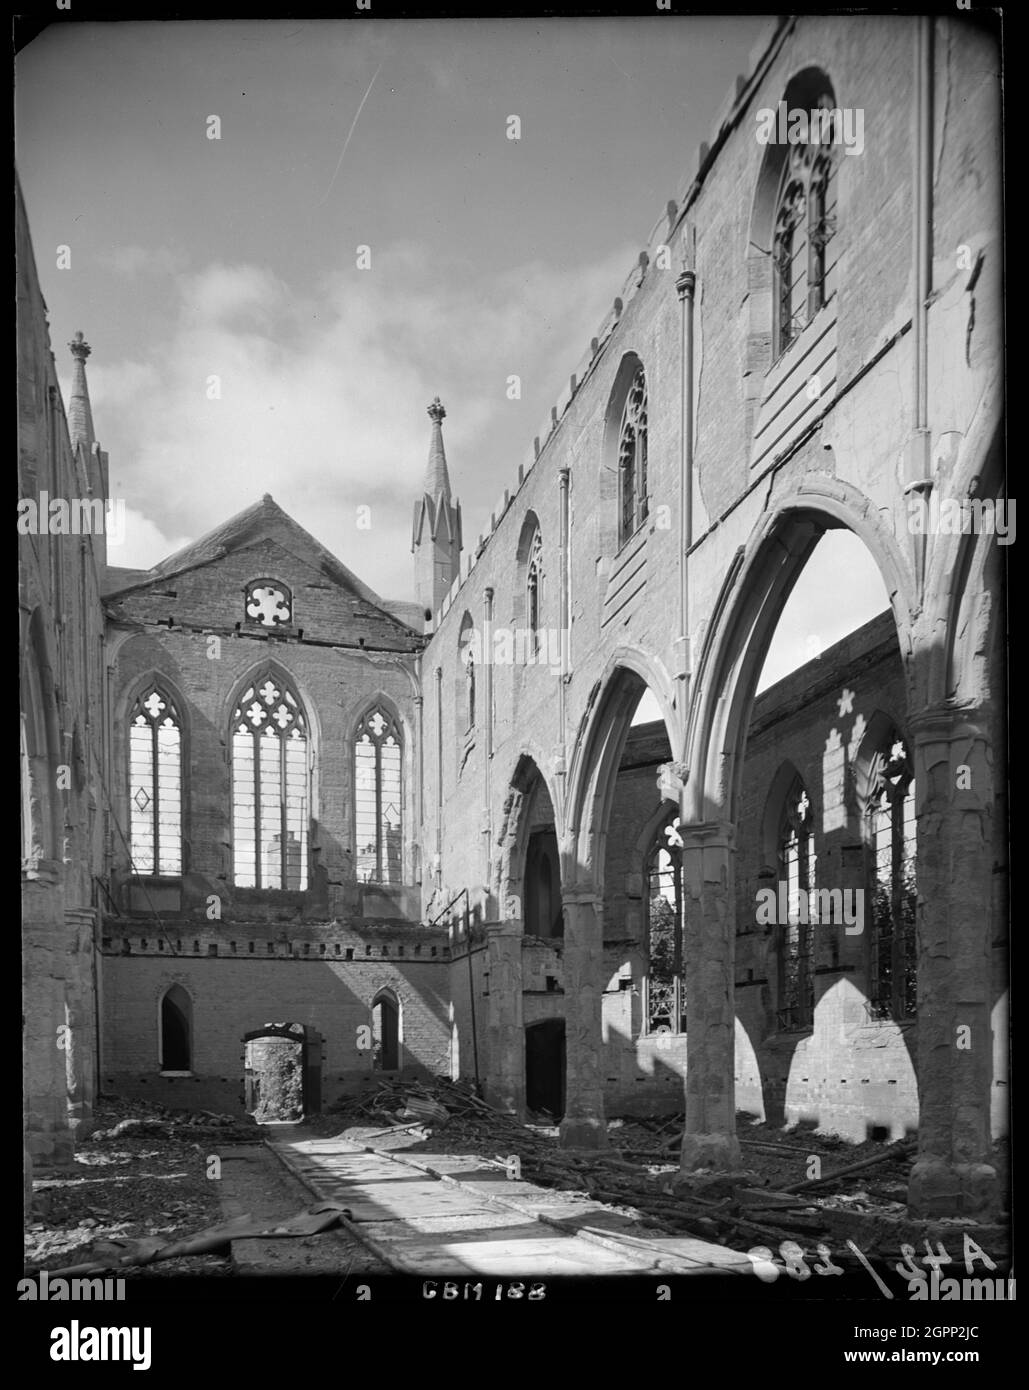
(110, 639, 422, 927)
(102, 951, 451, 1117)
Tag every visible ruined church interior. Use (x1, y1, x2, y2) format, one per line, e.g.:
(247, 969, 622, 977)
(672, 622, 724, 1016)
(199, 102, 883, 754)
(20, 11, 1008, 1305)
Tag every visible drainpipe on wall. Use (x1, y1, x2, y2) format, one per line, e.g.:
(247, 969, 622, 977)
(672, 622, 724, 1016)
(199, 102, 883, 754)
(557, 467, 570, 776)
(464, 900, 481, 1093)
(907, 15, 935, 597)
(483, 587, 494, 895)
(675, 252, 697, 701)
(434, 666, 443, 886)
(414, 686, 424, 882)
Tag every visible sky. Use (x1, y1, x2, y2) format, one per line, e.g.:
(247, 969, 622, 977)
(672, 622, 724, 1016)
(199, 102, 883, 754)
(17, 16, 889, 687)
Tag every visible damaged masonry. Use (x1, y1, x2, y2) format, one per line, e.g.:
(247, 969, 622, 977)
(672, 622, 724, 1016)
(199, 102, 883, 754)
(21, 13, 1007, 1286)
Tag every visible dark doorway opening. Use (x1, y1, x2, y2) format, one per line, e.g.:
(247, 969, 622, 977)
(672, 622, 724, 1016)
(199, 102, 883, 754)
(525, 1018, 565, 1118)
(372, 991, 400, 1071)
(243, 1023, 322, 1121)
(160, 985, 192, 1071)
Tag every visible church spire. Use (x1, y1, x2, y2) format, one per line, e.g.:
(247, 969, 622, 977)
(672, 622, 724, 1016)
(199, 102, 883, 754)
(412, 396, 462, 627)
(67, 331, 95, 452)
(424, 397, 452, 503)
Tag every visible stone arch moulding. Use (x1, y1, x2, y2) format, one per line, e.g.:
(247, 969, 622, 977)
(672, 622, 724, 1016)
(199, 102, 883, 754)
(226, 661, 318, 893)
(115, 667, 191, 735)
(684, 489, 914, 828)
(350, 695, 408, 887)
(370, 987, 403, 1070)
(633, 797, 683, 876)
(344, 689, 409, 749)
(759, 758, 808, 870)
(224, 658, 322, 764)
(493, 750, 563, 922)
(851, 708, 910, 820)
(745, 65, 840, 419)
(564, 646, 680, 896)
(599, 351, 647, 555)
(156, 981, 194, 1075)
(226, 659, 321, 831)
(748, 65, 838, 252)
(117, 673, 192, 873)
(512, 511, 543, 630)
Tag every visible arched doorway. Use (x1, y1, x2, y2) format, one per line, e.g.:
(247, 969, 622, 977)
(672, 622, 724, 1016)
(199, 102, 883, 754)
(243, 1023, 322, 1121)
(160, 985, 192, 1073)
(371, 990, 401, 1071)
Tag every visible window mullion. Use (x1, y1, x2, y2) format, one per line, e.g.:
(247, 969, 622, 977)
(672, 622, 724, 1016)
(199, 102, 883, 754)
(673, 854, 683, 1030)
(279, 731, 287, 890)
(150, 718, 160, 872)
(253, 728, 262, 889)
(891, 790, 905, 1016)
(375, 739, 383, 881)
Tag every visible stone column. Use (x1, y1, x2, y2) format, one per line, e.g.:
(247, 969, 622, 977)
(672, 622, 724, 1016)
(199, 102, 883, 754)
(558, 891, 608, 1149)
(484, 919, 524, 1115)
(907, 707, 998, 1217)
(677, 821, 741, 1171)
(22, 869, 75, 1167)
(64, 908, 97, 1139)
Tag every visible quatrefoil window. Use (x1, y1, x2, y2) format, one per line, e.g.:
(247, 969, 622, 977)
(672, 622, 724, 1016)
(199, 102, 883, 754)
(245, 579, 293, 627)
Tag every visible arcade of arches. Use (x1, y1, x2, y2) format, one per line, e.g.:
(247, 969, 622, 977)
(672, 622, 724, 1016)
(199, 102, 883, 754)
(20, 15, 1006, 1223)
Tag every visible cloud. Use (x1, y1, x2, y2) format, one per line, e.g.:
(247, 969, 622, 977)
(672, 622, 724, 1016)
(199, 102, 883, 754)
(83, 238, 636, 599)
(104, 506, 193, 570)
(177, 263, 289, 329)
(100, 245, 188, 278)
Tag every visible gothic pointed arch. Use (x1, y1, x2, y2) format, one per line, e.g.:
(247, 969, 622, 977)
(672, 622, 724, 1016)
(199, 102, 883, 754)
(854, 716, 916, 1020)
(128, 682, 185, 877)
(353, 699, 404, 885)
(160, 983, 193, 1072)
(371, 987, 402, 1070)
(230, 666, 310, 890)
(772, 769, 816, 1031)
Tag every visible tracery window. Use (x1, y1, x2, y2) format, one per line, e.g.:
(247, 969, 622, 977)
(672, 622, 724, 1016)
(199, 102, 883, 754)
(868, 737, 917, 1019)
(457, 613, 476, 751)
(129, 685, 183, 876)
(526, 526, 544, 657)
(618, 365, 649, 546)
(244, 578, 293, 628)
(644, 832, 686, 1034)
(772, 122, 838, 355)
(778, 780, 815, 1030)
(464, 644, 476, 730)
(355, 706, 403, 885)
(231, 672, 309, 890)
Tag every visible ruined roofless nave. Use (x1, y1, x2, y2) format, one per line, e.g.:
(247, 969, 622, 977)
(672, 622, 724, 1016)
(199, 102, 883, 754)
(20, 15, 1006, 1220)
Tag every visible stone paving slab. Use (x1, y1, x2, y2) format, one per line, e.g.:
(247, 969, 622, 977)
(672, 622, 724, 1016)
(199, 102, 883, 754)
(271, 1137, 748, 1277)
(355, 1225, 642, 1276)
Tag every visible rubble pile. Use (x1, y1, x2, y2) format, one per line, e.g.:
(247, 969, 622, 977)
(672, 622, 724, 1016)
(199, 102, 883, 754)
(323, 1086, 1009, 1268)
(25, 1098, 230, 1276)
(88, 1095, 258, 1145)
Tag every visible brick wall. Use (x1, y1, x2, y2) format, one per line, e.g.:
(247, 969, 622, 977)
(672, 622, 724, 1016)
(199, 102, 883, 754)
(102, 941, 451, 1114)
(109, 569, 421, 921)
